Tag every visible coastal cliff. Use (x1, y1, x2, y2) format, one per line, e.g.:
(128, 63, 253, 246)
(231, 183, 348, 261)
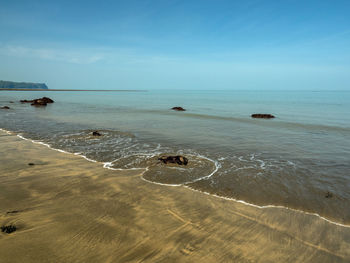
(0, 80, 48, 90)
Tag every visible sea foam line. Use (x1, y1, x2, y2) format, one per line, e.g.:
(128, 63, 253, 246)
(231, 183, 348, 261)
(0, 128, 138, 171)
(183, 186, 350, 228)
(1, 127, 349, 228)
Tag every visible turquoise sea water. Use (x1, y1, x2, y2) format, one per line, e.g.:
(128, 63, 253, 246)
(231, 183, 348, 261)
(1, 90, 349, 224)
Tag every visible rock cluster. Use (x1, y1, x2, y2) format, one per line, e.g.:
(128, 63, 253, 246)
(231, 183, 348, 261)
(158, 155, 188, 165)
(20, 97, 54, 106)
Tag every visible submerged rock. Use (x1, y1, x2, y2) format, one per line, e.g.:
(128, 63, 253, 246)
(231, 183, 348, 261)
(158, 155, 188, 165)
(251, 114, 275, 119)
(1, 225, 17, 234)
(171, 107, 186, 111)
(1, 106, 10, 109)
(92, 131, 102, 136)
(28, 163, 35, 166)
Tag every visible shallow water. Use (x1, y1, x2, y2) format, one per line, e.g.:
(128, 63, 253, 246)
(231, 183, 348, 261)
(1, 90, 349, 224)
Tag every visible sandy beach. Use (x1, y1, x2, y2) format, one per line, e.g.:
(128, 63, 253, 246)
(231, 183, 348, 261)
(0, 130, 349, 262)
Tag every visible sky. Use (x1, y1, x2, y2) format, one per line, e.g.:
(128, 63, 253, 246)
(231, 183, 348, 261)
(0, 0, 350, 90)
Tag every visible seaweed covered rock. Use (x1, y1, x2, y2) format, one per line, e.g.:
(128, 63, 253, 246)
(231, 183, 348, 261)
(171, 107, 186, 111)
(251, 114, 275, 119)
(158, 155, 188, 165)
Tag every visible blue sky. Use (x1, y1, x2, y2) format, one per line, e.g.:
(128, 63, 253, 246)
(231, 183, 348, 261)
(0, 0, 350, 90)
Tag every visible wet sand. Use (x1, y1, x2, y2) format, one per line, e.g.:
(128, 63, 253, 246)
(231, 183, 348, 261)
(0, 130, 349, 262)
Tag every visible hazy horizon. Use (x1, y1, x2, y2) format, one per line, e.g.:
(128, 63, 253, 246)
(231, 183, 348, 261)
(1, 0, 349, 90)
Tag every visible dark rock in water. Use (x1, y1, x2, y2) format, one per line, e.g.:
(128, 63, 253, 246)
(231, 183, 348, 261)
(21, 97, 54, 106)
(158, 155, 188, 165)
(9, 101, 14, 103)
(41, 97, 54, 103)
(171, 107, 186, 111)
(325, 191, 333, 198)
(92, 131, 102, 136)
(251, 114, 275, 119)
(1, 106, 10, 109)
(28, 163, 35, 166)
(1, 225, 17, 234)
(31, 99, 47, 106)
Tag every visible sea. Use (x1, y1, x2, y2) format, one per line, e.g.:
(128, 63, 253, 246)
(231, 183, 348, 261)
(1, 90, 349, 225)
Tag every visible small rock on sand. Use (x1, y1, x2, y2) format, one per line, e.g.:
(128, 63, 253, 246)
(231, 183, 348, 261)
(1, 225, 17, 234)
(325, 191, 333, 198)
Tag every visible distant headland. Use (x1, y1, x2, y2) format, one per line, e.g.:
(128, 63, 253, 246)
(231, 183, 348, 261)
(0, 81, 146, 92)
(0, 80, 48, 90)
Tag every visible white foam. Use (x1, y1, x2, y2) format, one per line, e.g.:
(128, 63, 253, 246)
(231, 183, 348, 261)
(166, 166, 187, 171)
(257, 159, 266, 169)
(103, 161, 145, 171)
(287, 160, 297, 167)
(189, 154, 221, 183)
(16, 134, 73, 155)
(233, 166, 256, 171)
(0, 128, 13, 135)
(77, 154, 98, 163)
(106, 152, 161, 167)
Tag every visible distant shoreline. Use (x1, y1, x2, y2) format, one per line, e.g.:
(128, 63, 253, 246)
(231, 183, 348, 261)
(0, 89, 147, 92)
